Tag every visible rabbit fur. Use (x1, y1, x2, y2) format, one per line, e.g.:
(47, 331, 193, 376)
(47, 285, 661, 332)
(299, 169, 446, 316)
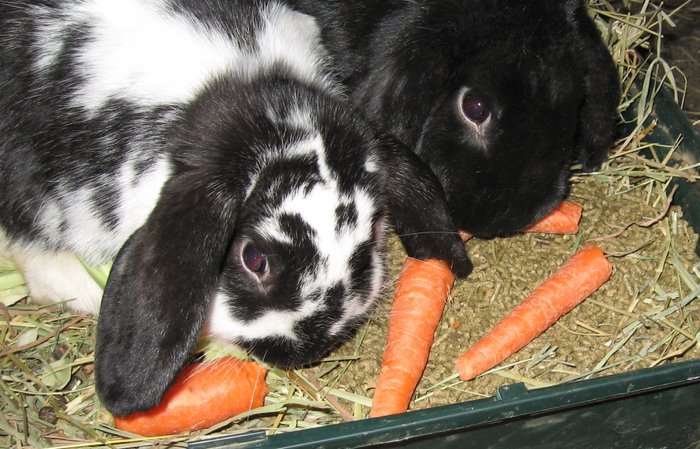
(287, 0, 621, 237)
(0, 0, 469, 415)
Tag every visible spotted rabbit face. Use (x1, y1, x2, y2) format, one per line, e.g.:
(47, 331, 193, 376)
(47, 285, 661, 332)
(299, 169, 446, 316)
(206, 128, 389, 368)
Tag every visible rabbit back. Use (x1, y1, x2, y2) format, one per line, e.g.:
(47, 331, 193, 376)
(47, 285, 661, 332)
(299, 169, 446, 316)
(0, 0, 337, 264)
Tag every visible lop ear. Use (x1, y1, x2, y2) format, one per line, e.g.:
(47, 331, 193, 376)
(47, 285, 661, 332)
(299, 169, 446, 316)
(570, 2, 620, 171)
(95, 177, 238, 417)
(379, 137, 472, 277)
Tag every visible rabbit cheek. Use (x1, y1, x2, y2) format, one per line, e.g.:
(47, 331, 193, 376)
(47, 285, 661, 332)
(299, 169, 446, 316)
(205, 189, 387, 367)
(440, 139, 571, 237)
(419, 122, 572, 237)
(205, 290, 339, 368)
(206, 260, 384, 368)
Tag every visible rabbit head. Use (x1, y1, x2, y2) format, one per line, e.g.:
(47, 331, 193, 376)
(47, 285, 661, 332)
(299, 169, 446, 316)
(95, 75, 470, 416)
(336, 0, 620, 238)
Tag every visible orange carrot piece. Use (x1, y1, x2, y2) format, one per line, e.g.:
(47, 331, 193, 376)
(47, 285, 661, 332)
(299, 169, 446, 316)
(114, 358, 268, 436)
(456, 245, 612, 381)
(524, 201, 583, 234)
(369, 258, 455, 418)
(459, 200, 583, 242)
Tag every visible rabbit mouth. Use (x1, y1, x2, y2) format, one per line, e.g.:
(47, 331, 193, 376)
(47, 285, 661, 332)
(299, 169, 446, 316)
(456, 182, 569, 239)
(236, 319, 361, 368)
(204, 289, 378, 368)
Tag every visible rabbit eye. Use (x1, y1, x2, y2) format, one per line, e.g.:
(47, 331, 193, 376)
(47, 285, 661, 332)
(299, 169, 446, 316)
(461, 94, 490, 124)
(242, 243, 268, 274)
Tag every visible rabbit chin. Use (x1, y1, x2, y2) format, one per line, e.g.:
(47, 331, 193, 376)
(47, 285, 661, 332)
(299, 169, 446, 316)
(204, 291, 374, 368)
(239, 335, 345, 369)
(234, 311, 369, 368)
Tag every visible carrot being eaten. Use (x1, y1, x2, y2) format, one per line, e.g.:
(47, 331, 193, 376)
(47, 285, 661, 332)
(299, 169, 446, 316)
(456, 245, 613, 381)
(524, 200, 583, 234)
(459, 200, 583, 241)
(369, 258, 455, 418)
(114, 358, 268, 436)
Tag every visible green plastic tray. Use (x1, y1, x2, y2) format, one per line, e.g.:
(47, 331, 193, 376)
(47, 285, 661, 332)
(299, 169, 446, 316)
(190, 359, 699, 449)
(190, 88, 700, 449)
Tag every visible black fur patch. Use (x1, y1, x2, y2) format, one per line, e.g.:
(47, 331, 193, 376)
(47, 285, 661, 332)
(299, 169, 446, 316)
(335, 202, 358, 232)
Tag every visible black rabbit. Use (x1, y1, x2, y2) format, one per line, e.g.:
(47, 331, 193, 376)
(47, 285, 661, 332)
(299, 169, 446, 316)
(288, 0, 621, 237)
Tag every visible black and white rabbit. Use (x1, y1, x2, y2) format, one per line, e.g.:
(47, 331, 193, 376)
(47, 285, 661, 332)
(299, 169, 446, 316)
(288, 0, 621, 237)
(0, 0, 470, 415)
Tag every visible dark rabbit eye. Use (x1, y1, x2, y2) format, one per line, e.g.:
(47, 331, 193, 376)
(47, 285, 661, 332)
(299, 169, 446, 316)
(461, 94, 490, 124)
(242, 243, 268, 274)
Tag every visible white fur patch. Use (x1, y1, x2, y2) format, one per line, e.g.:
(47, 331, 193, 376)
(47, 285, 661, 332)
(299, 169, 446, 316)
(34, 155, 171, 265)
(205, 291, 322, 341)
(66, 0, 243, 111)
(327, 216, 387, 337)
(113, 155, 172, 252)
(32, 0, 335, 113)
(31, 15, 68, 70)
(327, 256, 386, 336)
(10, 247, 103, 314)
(62, 187, 117, 262)
(256, 2, 337, 91)
(298, 186, 376, 295)
(364, 154, 380, 173)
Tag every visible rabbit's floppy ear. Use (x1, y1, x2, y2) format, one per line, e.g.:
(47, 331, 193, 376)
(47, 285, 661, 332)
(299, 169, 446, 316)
(95, 175, 239, 417)
(378, 136, 472, 278)
(568, 0, 620, 171)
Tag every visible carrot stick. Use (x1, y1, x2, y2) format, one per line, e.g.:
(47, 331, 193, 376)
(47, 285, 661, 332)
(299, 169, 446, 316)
(369, 258, 455, 418)
(524, 201, 583, 234)
(456, 245, 612, 381)
(459, 200, 583, 241)
(114, 358, 268, 436)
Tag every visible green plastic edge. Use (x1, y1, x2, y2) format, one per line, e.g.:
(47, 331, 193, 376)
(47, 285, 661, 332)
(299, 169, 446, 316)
(190, 359, 699, 449)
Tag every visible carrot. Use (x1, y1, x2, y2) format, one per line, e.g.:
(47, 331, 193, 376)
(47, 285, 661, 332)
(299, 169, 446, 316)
(456, 245, 612, 381)
(369, 203, 590, 416)
(524, 201, 583, 234)
(459, 200, 583, 241)
(114, 358, 268, 436)
(369, 258, 455, 418)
